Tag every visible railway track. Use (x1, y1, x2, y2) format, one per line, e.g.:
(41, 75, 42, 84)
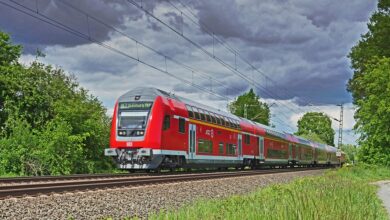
(0, 173, 149, 184)
(0, 167, 328, 199)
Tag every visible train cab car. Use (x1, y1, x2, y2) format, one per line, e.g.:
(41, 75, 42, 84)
(105, 87, 188, 170)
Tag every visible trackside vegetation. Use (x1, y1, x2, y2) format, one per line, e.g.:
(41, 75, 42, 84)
(0, 31, 113, 175)
(146, 165, 390, 220)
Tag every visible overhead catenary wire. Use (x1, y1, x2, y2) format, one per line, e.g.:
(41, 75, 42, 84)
(1, 0, 297, 130)
(56, 1, 242, 100)
(4, 0, 343, 134)
(170, 0, 333, 114)
(126, 0, 307, 118)
(2, 0, 227, 102)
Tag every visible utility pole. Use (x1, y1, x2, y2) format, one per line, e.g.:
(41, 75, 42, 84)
(337, 104, 344, 149)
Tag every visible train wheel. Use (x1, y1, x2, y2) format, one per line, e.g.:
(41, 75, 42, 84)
(128, 169, 135, 173)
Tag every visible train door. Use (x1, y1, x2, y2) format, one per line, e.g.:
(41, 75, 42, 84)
(188, 124, 196, 160)
(237, 134, 242, 158)
(288, 144, 293, 161)
(259, 136, 264, 160)
(295, 145, 299, 161)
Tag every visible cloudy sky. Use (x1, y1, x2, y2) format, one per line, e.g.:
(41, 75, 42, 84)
(0, 0, 378, 145)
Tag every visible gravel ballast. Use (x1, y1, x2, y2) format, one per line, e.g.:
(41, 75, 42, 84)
(0, 169, 325, 219)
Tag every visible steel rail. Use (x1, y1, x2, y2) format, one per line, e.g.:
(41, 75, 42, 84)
(0, 167, 327, 199)
(0, 173, 149, 183)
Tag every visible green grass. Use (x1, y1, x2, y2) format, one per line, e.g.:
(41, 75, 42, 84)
(148, 165, 390, 220)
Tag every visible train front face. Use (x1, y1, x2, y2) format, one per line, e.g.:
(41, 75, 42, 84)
(104, 89, 163, 170)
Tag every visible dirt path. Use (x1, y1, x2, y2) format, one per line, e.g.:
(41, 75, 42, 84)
(377, 180, 390, 217)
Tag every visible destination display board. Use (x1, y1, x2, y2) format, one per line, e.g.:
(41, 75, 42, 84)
(119, 102, 152, 110)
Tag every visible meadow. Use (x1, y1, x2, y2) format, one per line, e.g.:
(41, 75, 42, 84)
(148, 165, 390, 220)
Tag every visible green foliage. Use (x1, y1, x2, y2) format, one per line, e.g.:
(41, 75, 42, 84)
(348, 1, 390, 165)
(295, 112, 335, 146)
(353, 58, 390, 166)
(149, 165, 390, 220)
(228, 88, 270, 125)
(340, 144, 358, 164)
(348, 1, 390, 101)
(0, 31, 21, 66)
(299, 132, 326, 144)
(0, 31, 113, 175)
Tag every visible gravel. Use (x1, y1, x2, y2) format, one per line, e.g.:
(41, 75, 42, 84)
(0, 169, 325, 219)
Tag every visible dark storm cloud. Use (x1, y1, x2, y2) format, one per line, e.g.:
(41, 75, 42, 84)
(0, 0, 147, 52)
(4, 0, 377, 108)
(188, 0, 376, 104)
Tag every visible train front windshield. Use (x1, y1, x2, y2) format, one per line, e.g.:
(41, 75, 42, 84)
(117, 102, 152, 137)
(118, 112, 148, 129)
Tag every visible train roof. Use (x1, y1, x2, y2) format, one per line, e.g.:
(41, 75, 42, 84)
(120, 87, 337, 150)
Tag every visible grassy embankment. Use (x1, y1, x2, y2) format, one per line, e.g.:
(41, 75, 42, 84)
(147, 165, 390, 220)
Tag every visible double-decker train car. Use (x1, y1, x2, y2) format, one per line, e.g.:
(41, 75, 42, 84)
(105, 87, 344, 171)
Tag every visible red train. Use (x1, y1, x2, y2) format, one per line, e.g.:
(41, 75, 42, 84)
(105, 87, 345, 171)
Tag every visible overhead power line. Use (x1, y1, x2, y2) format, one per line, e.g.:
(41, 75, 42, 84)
(2, 0, 227, 101)
(125, 0, 307, 128)
(0, 0, 297, 131)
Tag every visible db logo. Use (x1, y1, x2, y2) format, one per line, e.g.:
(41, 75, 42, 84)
(205, 129, 214, 138)
(126, 142, 133, 147)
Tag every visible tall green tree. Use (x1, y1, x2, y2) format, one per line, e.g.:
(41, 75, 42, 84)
(0, 31, 113, 175)
(229, 88, 270, 125)
(348, 0, 390, 166)
(295, 112, 335, 146)
(348, 0, 390, 101)
(353, 58, 390, 165)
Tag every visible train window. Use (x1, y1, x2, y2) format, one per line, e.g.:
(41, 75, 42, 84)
(163, 115, 170, 130)
(205, 111, 211, 122)
(210, 113, 217, 124)
(198, 139, 213, 153)
(199, 109, 206, 121)
(228, 118, 234, 128)
(225, 117, 230, 127)
(178, 117, 185, 133)
(219, 142, 224, 154)
(186, 105, 194, 118)
(245, 134, 250, 145)
(226, 143, 236, 155)
(215, 114, 221, 125)
(193, 107, 201, 120)
(235, 120, 240, 129)
(220, 117, 225, 126)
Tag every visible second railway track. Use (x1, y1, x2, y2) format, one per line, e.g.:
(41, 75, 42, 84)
(0, 167, 327, 199)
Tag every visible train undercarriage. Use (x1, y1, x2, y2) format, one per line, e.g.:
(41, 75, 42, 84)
(105, 148, 339, 173)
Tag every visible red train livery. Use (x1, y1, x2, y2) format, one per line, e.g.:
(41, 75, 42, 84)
(105, 87, 344, 171)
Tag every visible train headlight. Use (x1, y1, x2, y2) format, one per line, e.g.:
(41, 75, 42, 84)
(136, 131, 140, 135)
(140, 131, 144, 135)
(118, 130, 127, 136)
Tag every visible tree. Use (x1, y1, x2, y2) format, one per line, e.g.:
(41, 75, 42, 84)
(353, 58, 390, 166)
(340, 144, 358, 164)
(229, 88, 270, 125)
(348, 0, 390, 102)
(0, 31, 21, 66)
(295, 112, 335, 146)
(348, 0, 390, 166)
(299, 132, 326, 144)
(0, 31, 113, 175)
